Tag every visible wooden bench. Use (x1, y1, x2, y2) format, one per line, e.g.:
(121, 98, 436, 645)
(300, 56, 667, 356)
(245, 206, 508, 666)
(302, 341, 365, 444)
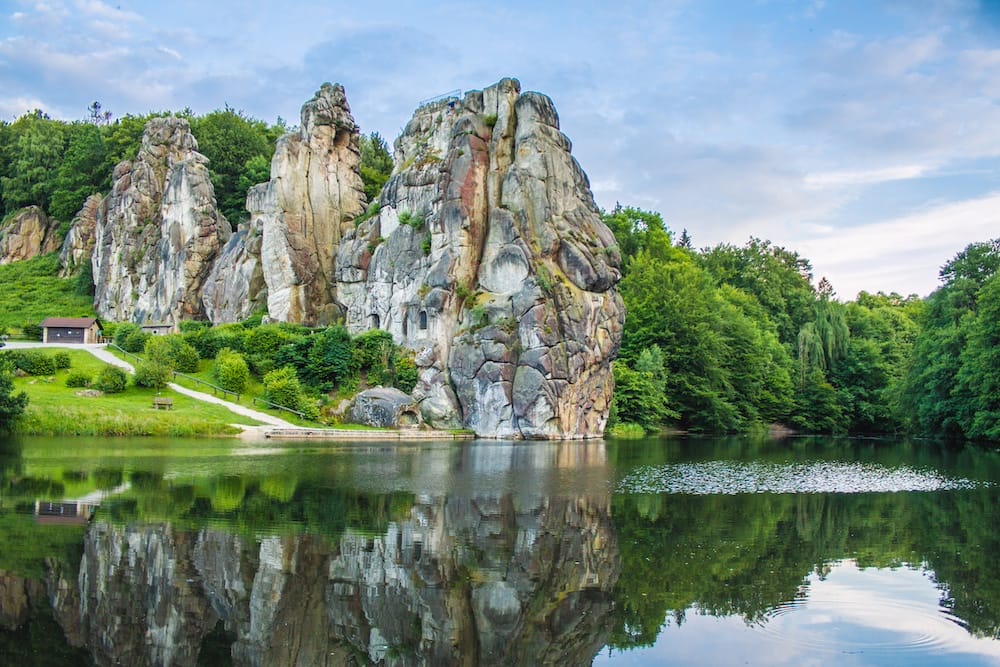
(152, 397, 173, 410)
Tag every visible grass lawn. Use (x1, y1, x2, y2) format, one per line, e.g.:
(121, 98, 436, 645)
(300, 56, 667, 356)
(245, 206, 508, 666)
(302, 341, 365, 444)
(11, 350, 263, 436)
(108, 348, 324, 427)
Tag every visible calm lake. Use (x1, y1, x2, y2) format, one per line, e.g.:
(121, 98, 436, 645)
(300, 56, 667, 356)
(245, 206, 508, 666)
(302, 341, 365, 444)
(0, 435, 998, 666)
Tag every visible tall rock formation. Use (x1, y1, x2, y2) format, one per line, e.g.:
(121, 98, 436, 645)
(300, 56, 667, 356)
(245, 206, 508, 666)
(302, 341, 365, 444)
(80, 79, 621, 439)
(201, 215, 266, 323)
(0, 205, 62, 264)
(58, 193, 102, 277)
(253, 83, 366, 325)
(336, 78, 624, 438)
(92, 117, 231, 324)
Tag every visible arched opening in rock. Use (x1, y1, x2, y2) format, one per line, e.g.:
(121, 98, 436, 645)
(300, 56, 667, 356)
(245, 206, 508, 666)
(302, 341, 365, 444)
(399, 410, 419, 427)
(371, 313, 380, 329)
(333, 128, 351, 149)
(419, 310, 428, 330)
(402, 313, 408, 337)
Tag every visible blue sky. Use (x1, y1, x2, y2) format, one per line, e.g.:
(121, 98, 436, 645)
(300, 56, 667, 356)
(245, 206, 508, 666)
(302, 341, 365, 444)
(2, 0, 999, 298)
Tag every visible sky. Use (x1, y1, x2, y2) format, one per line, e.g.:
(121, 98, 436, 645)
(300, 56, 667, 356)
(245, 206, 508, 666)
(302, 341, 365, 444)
(2, 0, 999, 299)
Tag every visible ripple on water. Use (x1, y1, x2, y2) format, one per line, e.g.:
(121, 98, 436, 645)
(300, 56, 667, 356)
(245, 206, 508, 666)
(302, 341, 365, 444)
(748, 564, 977, 658)
(616, 461, 989, 495)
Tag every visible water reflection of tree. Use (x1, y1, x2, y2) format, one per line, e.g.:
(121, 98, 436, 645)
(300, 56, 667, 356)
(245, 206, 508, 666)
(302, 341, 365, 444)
(609, 487, 1000, 648)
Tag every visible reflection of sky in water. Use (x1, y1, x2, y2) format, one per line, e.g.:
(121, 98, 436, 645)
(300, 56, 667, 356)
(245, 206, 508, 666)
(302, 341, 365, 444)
(617, 461, 989, 495)
(596, 561, 1000, 666)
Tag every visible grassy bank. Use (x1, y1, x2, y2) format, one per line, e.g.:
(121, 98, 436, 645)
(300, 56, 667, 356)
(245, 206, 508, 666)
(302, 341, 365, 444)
(105, 347, 322, 427)
(10, 350, 261, 437)
(0, 254, 95, 331)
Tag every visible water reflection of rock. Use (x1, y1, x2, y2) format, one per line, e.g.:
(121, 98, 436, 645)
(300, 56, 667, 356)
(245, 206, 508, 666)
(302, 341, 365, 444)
(50, 491, 619, 665)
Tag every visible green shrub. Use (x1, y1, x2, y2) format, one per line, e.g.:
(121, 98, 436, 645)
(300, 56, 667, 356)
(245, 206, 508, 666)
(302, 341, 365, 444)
(263, 366, 302, 408)
(398, 211, 425, 230)
(113, 322, 138, 347)
(52, 351, 71, 370)
(244, 323, 297, 359)
(263, 366, 316, 418)
(21, 323, 42, 341)
(214, 324, 248, 354)
(303, 326, 353, 392)
(133, 361, 172, 389)
(65, 371, 91, 388)
(173, 343, 200, 373)
(94, 365, 128, 394)
(178, 320, 209, 334)
(240, 310, 266, 328)
(214, 348, 250, 393)
(152, 335, 199, 373)
(248, 356, 275, 377)
(353, 329, 394, 369)
(143, 336, 175, 368)
(115, 323, 150, 353)
(184, 326, 220, 359)
(100, 321, 121, 340)
(8, 350, 56, 376)
(393, 354, 418, 394)
(607, 422, 646, 438)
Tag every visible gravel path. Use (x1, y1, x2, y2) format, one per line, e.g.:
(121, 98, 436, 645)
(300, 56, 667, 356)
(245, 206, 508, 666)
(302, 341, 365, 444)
(5, 342, 296, 428)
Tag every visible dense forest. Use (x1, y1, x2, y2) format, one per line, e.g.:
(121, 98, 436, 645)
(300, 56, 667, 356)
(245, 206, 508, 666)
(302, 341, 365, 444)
(604, 205, 1000, 442)
(0, 106, 997, 442)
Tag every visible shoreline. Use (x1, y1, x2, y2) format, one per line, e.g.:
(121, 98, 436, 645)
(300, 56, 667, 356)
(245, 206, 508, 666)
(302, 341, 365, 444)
(235, 425, 475, 441)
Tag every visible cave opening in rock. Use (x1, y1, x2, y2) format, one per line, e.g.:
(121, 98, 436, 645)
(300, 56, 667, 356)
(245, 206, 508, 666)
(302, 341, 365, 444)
(419, 310, 428, 330)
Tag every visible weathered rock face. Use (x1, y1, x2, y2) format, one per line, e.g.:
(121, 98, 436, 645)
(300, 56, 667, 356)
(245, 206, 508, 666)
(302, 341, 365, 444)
(336, 78, 624, 438)
(0, 571, 46, 629)
(58, 194, 102, 277)
(0, 205, 62, 264)
(254, 83, 366, 325)
(92, 117, 231, 324)
(201, 216, 266, 323)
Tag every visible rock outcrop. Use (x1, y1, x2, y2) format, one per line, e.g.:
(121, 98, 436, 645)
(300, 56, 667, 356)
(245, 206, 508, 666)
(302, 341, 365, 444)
(92, 117, 231, 324)
(201, 216, 266, 323)
(349, 387, 420, 428)
(77, 78, 622, 439)
(336, 78, 624, 438)
(253, 83, 366, 325)
(0, 571, 46, 630)
(58, 194, 102, 277)
(0, 205, 62, 264)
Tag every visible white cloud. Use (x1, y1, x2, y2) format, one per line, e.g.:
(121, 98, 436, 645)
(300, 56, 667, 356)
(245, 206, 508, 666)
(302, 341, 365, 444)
(797, 193, 1000, 298)
(156, 46, 182, 61)
(73, 0, 142, 23)
(804, 164, 933, 189)
(0, 96, 50, 120)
